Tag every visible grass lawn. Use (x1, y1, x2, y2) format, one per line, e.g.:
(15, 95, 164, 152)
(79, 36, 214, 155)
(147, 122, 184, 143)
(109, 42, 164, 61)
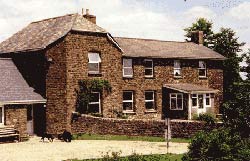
(69, 153, 183, 161)
(72, 133, 191, 143)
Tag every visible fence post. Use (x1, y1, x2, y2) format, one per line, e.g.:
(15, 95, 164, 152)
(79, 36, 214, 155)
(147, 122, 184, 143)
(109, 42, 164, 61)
(165, 118, 171, 149)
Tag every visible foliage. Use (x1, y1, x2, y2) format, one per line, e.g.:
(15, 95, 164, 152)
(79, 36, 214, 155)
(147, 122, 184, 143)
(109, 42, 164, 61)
(76, 79, 111, 114)
(193, 113, 216, 125)
(72, 133, 191, 143)
(222, 82, 250, 138)
(241, 49, 250, 80)
(89, 113, 103, 117)
(113, 109, 128, 119)
(72, 133, 166, 142)
(184, 18, 214, 47)
(182, 128, 250, 161)
(70, 153, 183, 161)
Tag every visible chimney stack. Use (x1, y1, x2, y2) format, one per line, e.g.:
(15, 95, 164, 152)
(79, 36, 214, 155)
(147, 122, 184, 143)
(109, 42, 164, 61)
(191, 31, 204, 45)
(82, 8, 96, 24)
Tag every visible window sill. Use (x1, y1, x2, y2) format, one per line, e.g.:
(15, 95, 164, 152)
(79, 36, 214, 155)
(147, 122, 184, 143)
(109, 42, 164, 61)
(123, 76, 133, 79)
(122, 111, 136, 114)
(88, 73, 102, 77)
(170, 109, 183, 111)
(145, 110, 157, 113)
(145, 76, 154, 79)
(199, 76, 207, 79)
(174, 76, 182, 79)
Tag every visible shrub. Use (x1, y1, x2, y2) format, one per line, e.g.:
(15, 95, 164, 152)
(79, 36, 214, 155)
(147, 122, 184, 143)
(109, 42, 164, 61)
(194, 113, 216, 125)
(182, 128, 250, 161)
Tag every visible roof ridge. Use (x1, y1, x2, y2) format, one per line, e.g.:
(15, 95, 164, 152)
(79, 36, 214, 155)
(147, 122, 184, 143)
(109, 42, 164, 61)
(31, 13, 77, 24)
(114, 36, 188, 43)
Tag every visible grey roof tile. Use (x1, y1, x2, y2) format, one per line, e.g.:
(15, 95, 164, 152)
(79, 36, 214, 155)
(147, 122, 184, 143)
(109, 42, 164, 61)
(115, 37, 226, 60)
(164, 83, 219, 93)
(0, 58, 46, 103)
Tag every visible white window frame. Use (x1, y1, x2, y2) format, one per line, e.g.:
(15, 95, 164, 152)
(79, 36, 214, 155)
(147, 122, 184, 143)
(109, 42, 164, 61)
(192, 94, 198, 108)
(191, 93, 211, 108)
(144, 59, 154, 78)
(145, 91, 156, 110)
(122, 91, 134, 112)
(198, 61, 207, 78)
(88, 52, 101, 74)
(88, 92, 101, 113)
(123, 58, 133, 78)
(205, 93, 211, 107)
(170, 93, 183, 110)
(174, 60, 181, 77)
(0, 105, 4, 126)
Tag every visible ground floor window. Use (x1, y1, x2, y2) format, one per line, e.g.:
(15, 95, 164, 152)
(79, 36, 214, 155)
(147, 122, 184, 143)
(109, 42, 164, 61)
(123, 91, 134, 111)
(192, 93, 211, 108)
(170, 93, 183, 110)
(88, 92, 101, 113)
(145, 91, 156, 110)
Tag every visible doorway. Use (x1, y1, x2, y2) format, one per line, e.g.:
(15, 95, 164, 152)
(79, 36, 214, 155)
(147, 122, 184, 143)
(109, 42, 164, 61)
(197, 94, 206, 115)
(27, 105, 34, 135)
(0, 106, 4, 126)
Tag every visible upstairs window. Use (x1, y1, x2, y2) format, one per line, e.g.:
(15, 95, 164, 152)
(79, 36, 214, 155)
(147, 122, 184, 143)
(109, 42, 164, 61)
(174, 60, 181, 77)
(144, 59, 153, 78)
(88, 92, 101, 113)
(123, 91, 134, 111)
(170, 93, 183, 110)
(88, 53, 101, 74)
(145, 91, 155, 110)
(123, 59, 133, 78)
(198, 61, 206, 77)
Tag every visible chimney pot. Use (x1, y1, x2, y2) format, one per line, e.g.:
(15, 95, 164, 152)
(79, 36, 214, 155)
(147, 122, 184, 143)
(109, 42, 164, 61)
(86, 9, 89, 15)
(83, 9, 96, 24)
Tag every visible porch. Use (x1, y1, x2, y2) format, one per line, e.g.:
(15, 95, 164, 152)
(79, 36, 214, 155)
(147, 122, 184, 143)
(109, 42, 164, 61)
(163, 83, 219, 120)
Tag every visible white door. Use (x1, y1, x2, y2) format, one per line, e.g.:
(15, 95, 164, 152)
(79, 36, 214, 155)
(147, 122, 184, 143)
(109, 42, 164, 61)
(27, 105, 34, 135)
(197, 94, 206, 115)
(0, 106, 4, 126)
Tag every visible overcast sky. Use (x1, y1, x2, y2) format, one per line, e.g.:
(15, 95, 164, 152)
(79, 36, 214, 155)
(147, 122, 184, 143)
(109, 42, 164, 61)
(0, 0, 249, 54)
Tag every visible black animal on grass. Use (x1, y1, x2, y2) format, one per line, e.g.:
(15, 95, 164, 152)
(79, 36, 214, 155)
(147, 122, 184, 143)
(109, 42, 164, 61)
(58, 130, 72, 142)
(41, 133, 54, 142)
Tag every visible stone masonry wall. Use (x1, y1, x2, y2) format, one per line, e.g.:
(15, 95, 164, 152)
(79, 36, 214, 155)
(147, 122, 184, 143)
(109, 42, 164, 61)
(72, 115, 221, 138)
(45, 31, 223, 134)
(4, 105, 27, 137)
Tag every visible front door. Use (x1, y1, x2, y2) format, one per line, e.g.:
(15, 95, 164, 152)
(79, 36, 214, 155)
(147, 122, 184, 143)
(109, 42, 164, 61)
(0, 106, 4, 126)
(27, 105, 34, 135)
(197, 94, 206, 115)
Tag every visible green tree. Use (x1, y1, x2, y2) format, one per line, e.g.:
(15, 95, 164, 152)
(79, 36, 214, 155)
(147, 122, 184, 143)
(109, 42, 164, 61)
(184, 18, 214, 47)
(212, 28, 245, 101)
(241, 49, 250, 80)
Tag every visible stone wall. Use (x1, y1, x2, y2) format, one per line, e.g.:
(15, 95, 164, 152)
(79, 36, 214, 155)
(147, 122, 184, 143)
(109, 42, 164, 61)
(44, 31, 223, 134)
(4, 105, 27, 137)
(71, 115, 221, 138)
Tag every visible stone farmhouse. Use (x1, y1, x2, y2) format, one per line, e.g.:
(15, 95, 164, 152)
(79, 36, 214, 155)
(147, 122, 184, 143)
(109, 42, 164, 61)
(0, 11, 225, 137)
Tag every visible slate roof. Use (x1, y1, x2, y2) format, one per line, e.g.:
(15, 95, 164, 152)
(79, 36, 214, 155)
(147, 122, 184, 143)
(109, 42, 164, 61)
(0, 58, 46, 104)
(0, 13, 225, 60)
(0, 14, 107, 54)
(115, 37, 226, 60)
(164, 83, 219, 94)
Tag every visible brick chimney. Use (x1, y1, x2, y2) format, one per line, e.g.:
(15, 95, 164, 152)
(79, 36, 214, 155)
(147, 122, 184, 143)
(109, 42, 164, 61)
(82, 9, 96, 24)
(191, 31, 204, 45)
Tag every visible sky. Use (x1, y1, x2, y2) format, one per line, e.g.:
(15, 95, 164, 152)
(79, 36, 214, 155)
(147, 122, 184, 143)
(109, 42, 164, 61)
(0, 0, 249, 77)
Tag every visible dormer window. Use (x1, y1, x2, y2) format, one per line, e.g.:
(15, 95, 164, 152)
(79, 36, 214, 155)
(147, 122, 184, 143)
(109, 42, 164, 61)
(88, 52, 101, 74)
(123, 58, 133, 78)
(198, 61, 206, 77)
(144, 59, 153, 78)
(174, 60, 181, 77)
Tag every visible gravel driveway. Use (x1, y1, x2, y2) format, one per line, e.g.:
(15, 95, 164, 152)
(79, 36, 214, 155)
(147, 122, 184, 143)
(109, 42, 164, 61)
(0, 136, 188, 161)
